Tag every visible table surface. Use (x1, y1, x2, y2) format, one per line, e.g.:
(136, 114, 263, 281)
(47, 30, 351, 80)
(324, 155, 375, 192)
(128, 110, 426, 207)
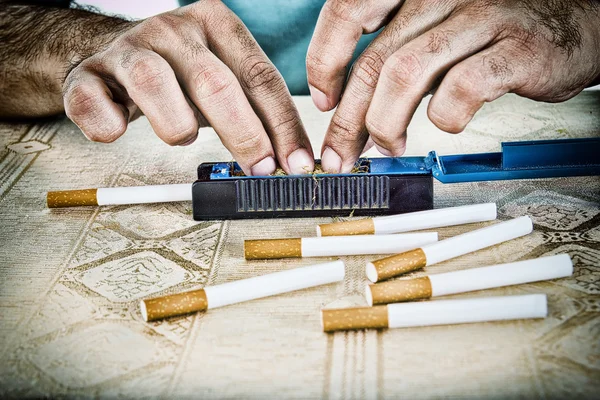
(0, 94, 599, 399)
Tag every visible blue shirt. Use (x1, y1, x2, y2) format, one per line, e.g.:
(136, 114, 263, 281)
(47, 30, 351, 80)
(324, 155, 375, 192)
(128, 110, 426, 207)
(178, 0, 376, 95)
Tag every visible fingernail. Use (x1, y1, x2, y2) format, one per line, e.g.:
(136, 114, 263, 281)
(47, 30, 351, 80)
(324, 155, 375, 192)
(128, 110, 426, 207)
(321, 147, 342, 173)
(309, 85, 331, 112)
(250, 156, 276, 176)
(287, 148, 314, 175)
(375, 144, 393, 156)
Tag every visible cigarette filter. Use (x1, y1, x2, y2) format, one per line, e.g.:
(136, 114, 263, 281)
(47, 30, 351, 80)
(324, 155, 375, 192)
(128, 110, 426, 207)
(141, 260, 345, 321)
(366, 216, 533, 282)
(317, 203, 497, 236)
(366, 254, 572, 305)
(47, 184, 192, 208)
(321, 294, 547, 332)
(244, 232, 438, 260)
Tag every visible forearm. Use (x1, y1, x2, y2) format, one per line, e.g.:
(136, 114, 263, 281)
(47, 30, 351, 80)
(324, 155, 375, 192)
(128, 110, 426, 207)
(0, 4, 133, 118)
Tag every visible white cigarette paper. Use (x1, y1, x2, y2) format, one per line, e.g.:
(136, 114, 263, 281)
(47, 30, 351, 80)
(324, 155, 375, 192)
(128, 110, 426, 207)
(322, 294, 547, 332)
(423, 216, 534, 265)
(244, 233, 438, 259)
(429, 253, 572, 296)
(141, 260, 345, 321)
(317, 203, 497, 236)
(47, 184, 192, 207)
(388, 294, 547, 328)
(366, 216, 534, 282)
(366, 254, 573, 305)
(303, 233, 438, 257)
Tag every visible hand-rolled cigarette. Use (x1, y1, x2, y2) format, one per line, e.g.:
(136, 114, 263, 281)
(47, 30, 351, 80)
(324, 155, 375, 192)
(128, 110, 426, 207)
(366, 253, 572, 305)
(140, 260, 345, 321)
(321, 294, 547, 332)
(366, 216, 533, 282)
(47, 184, 192, 208)
(317, 203, 497, 236)
(244, 233, 438, 260)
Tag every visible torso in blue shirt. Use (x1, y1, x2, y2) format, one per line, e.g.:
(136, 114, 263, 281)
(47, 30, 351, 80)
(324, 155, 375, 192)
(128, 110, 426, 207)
(178, 0, 376, 95)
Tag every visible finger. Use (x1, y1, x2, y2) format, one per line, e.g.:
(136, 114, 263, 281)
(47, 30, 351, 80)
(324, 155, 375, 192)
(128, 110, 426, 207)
(110, 46, 199, 146)
(366, 12, 501, 154)
(306, 0, 400, 111)
(205, 6, 315, 174)
(179, 92, 210, 146)
(321, 0, 452, 172)
(145, 17, 276, 176)
(428, 39, 529, 133)
(361, 137, 375, 154)
(63, 68, 128, 143)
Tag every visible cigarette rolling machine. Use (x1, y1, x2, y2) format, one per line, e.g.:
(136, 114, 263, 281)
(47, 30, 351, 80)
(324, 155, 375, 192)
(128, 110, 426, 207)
(192, 138, 600, 220)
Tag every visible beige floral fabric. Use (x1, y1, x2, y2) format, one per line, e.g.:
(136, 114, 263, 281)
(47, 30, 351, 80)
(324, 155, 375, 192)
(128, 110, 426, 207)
(0, 94, 599, 398)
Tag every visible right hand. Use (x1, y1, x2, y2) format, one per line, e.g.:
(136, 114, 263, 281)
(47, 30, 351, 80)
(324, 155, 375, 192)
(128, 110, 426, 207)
(63, 0, 314, 176)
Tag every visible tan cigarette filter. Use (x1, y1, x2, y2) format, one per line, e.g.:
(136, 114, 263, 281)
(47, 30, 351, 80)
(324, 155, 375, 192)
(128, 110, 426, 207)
(244, 238, 302, 260)
(47, 189, 98, 208)
(370, 248, 427, 281)
(141, 289, 208, 322)
(368, 276, 432, 305)
(318, 218, 375, 236)
(322, 306, 389, 332)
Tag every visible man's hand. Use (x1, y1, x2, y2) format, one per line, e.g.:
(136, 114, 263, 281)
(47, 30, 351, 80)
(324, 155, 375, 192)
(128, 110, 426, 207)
(1, 1, 314, 176)
(63, 0, 313, 175)
(307, 0, 600, 173)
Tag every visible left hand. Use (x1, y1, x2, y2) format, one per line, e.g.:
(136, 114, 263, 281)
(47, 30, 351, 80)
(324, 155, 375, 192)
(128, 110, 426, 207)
(306, 0, 600, 172)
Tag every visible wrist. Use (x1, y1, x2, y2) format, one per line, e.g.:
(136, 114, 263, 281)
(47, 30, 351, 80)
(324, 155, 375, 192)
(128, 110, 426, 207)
(55, 11, 135, 91)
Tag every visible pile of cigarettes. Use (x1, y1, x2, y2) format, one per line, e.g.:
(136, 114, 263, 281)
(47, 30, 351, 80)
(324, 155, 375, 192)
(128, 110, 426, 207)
(141, 203, 572, 332)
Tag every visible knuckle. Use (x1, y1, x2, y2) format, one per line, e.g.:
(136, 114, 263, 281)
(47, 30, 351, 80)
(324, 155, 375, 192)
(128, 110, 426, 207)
(447, 67, 483, 100)
(233, 131, 264, 154)
(142, 14, 180, 40)
(65, 84, 99, 118)
(193, 68, 235, 101)
(322, 0, 359, 24)
(364, 117, 388, 143)
(149, 14, 179, 32)
(85, 119, 127, 143)
(128, 56, 166, 92)
(328, 113, 362, 146)
(428, 106, 464, 134)
(240, 57, 283, 91)
(383, 51, 424, 89)
(101, 121, 128, 143)
(306, 50, 343, 84)
(352, 51, 386, 90)
(305, 51, 327, 80)
(163, 120, 198, 145)
(270, 110, 303, 147)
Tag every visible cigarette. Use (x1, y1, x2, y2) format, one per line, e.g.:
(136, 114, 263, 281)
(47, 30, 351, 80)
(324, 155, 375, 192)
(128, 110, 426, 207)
(317, 203, 497, 236)
(140, 260, 345, 321)
(321, 294, 547, 332)
(366, 216, 533, 282)
(244, 232, 438, 260)
(366, 254, 572, 305)
(47, 184, 192, 208)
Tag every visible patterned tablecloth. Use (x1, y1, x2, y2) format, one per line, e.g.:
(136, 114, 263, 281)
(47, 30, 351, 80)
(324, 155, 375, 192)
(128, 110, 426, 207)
(0, 94, 599, 399)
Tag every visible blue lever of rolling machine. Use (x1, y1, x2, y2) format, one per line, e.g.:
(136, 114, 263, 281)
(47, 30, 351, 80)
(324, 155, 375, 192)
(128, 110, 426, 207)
(427, 138, 600, 183)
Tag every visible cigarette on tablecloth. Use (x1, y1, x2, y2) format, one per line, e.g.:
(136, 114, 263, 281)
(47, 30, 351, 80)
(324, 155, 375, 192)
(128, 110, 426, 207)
(321, 294, 547, 332)
(317, 203, 497, 236)
(366, 254, 572, 305)
(366, 216, 533, 282)
(244, 233, 438, 260)
(47, 184, 192, 208)
(140, 260, 345, 321)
